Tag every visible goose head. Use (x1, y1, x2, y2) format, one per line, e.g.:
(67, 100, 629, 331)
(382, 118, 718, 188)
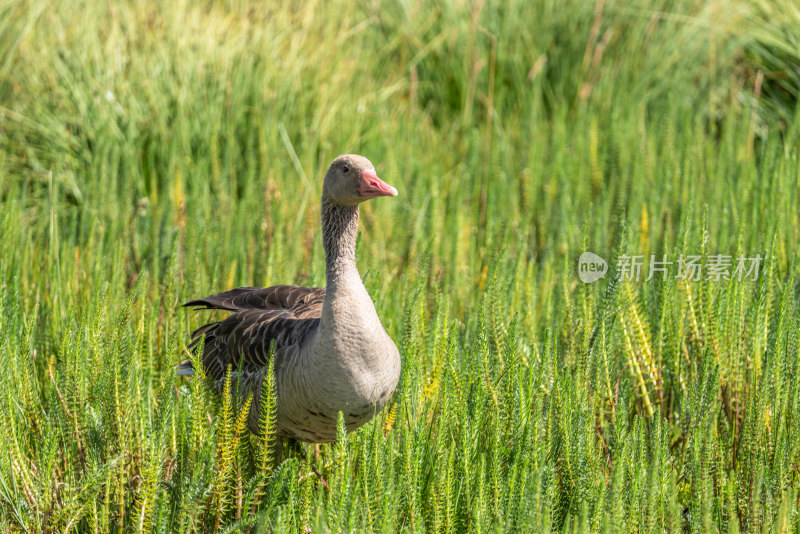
(322, 154, 398, 207)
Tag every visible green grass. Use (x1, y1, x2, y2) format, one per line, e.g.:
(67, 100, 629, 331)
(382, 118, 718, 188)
(1, 0, 800, 531)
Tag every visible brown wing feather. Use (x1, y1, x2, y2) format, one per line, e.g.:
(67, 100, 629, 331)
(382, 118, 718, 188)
(182, 285, 324, 384)
(184, 285, 324, 314)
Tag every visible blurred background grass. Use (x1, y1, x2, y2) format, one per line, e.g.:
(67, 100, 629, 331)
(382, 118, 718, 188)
(2, 0, 798, 320)
(1, 0, 799, 531)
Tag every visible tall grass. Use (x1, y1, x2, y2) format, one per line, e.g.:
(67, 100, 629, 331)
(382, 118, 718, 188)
(1, 0, 799, 531)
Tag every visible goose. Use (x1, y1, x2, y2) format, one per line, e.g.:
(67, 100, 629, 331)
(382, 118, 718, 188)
(177, 154, 401, 443)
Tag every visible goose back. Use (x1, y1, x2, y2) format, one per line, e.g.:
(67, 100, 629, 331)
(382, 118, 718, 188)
(180, 285, 324, 384)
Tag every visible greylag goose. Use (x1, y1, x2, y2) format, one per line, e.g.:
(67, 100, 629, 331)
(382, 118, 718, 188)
(177, 154, 401, 443)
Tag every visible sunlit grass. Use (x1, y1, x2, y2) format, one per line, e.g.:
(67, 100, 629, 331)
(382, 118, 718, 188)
(1, 0, 799, 531)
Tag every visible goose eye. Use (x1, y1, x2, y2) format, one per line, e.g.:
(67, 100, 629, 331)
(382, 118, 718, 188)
(342, 165, 350, 173)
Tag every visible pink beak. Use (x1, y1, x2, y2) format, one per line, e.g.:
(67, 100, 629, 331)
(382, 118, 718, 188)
(357, 169, 398, 199)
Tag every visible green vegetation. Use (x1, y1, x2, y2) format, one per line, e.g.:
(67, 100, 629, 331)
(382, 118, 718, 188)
(1, 0, 799, 531)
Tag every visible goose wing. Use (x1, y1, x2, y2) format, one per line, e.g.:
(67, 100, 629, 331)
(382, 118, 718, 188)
(179, 285, 325, 382)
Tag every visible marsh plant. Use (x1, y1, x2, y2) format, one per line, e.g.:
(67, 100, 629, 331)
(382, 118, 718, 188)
(1, 0, 799, 531)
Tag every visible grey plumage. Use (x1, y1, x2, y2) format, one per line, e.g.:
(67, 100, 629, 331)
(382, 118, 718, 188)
(179, 154, 401, 443)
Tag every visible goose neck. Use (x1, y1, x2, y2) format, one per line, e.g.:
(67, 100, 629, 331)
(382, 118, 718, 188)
(321, 198, 360, 276)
